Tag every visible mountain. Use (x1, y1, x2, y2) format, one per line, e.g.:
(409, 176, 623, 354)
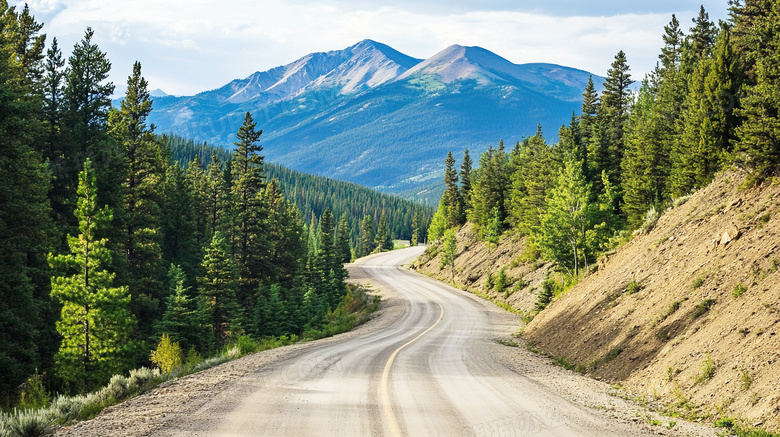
(148, 40, 601, 203)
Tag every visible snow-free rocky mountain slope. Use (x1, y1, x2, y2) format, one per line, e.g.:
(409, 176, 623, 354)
(148, 40, 601, 202)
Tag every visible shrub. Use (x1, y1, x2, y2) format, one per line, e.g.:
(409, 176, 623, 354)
(695, 353, 716, 385)
(235, 335, 258, 355)
(1, 408, 53, 437)
(639, 206, 660, 234)
(692, 299, 715, 318)
(484, 272, 494, 290)
(604, 346, 624, 363)
(626, 280, 641, 294)
(18, 372, 50, 411)
(150, 334, 184, 374)
(650, 300, 683, 328)
(534, 276, 556, 311)
(732, 283, 748, 299)
(495, 268, 507, 294)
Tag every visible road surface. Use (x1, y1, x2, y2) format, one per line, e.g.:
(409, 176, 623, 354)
(149, 247, 654, 437)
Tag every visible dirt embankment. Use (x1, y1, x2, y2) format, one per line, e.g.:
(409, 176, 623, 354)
(417, 171, 780, 431)
(412, 223, 553, 315)
(524, 171, 780, 430)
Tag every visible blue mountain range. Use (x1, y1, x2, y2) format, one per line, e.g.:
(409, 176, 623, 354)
(147, 39, 603, 203)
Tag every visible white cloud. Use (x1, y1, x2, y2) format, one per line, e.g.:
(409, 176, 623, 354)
(13, 0, 728, 95)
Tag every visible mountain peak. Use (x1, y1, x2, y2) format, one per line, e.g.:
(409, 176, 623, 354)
(398, 44, 514, 85)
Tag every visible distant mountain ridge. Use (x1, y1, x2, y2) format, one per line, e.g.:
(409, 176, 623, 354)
(148, 40, 603, 203)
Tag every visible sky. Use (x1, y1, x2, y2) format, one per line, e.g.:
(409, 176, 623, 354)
(14, 0, 730, 96)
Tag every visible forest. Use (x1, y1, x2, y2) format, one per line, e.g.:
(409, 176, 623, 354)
(429, 2, 779, 281)
(0, 1, 430, 408)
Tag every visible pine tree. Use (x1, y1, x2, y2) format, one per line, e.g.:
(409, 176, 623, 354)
(198, 232, 239, 346)
(231, 112, 268, 308)
(537, 157, 591, 276)
(507, 133, 556, 234)
(358, 215, 376, 257)
(660, 14, 684, 73)
(579, 75, 599, 180)
(336, 214, 352, 263)
(108, 62, 166, 342)
(0, 6, 55, 403)
(156, 265, 201, 353)
(598, 50, 634, 183)
(375, 210, 393, 251)
(48, 159, 134, 394)
(460, 149, 473, 216)
(443, 151, 461, 227)
(734, 0, 780, 179)
(411, 210, 421, 246)
(689, 6, 718, 59)
(63, 27, 115, 160)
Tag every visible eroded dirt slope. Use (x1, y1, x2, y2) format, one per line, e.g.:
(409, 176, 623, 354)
(412, 223, 553, 315)
(524, 171, 780, 430)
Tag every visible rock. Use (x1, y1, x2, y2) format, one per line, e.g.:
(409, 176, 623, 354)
(720, 223, 740, 246)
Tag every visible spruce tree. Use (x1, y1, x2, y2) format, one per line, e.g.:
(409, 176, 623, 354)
(156, 265, 201, 353)
(598, 50, 634, 183)
(48, 159, 134, 394)
(336, 214, 352, 263)
(231, 112, 268, 308)
(443, 151, 461, 227)
(0, 6, 55, 403)
(198, 232, 239, 346)
(359, 215, 375, 256)
(460, 149, 473, 216)
(734, 0, 780, 179)
(108, 62, 166, 341)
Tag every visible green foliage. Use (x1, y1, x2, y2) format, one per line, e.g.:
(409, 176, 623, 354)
(149, 334, 183, 374)
(650, 299, 683, 328)
(534, 275, 557, 312)
(17, 373, 49, 411)
(692, 299, 715, 318)
(695, 353, 716, 384)
(48, 160, 135, 394)
(626, 280, 641, 294)
(494, 267, 508, 295)
(440, 229, 457, 282)
(732, 283, 748, 299)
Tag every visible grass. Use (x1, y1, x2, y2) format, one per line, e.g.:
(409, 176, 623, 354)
(496, 339, 519, 347)
(691, 298, 715, 319)
(741, 369, 753, 390)
(603, 346, 624, 363)
(626, 280, 641, 294)
(733, 283, 748, 299)
(695, 353, 716, 385)
(650, 299, 683, 328)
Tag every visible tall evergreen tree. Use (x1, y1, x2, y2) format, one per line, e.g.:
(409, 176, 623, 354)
(156, 265, 201, 353)
(108, 61, 166, 345)
(443, 151, 461, 227)
(336, 213, 352, 263)
(597, 50, 634, 184)
(48, 159, 134, 394)
(198, 232, 239, 346)
(231, 112, 268, 308)
(460, 148, 473, 215)
(734, 0, 780, 179)
(0, 5, 55, 403)
(358, 215, 375, 257)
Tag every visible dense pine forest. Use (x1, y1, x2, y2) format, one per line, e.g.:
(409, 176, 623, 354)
(429, 2, 779, 280)
(0, 2, 430, 407)
(163, 134, 433, 253)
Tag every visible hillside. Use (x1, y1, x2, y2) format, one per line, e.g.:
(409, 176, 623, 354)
(147, 40, 601, 202)
(523, 171, 780, 430)
(417, 171, 780, 432)
(164, 134, 434, 244)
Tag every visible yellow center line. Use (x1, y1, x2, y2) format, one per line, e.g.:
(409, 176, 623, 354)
(379, 293, 445, 437)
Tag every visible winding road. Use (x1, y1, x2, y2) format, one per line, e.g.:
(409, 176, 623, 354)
(150, 247, 653, 437)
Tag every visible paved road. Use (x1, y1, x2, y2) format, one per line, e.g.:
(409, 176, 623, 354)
(163, 247, 652, 436)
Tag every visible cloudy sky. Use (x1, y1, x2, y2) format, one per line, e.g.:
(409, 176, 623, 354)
(15, 0, 729, 96)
